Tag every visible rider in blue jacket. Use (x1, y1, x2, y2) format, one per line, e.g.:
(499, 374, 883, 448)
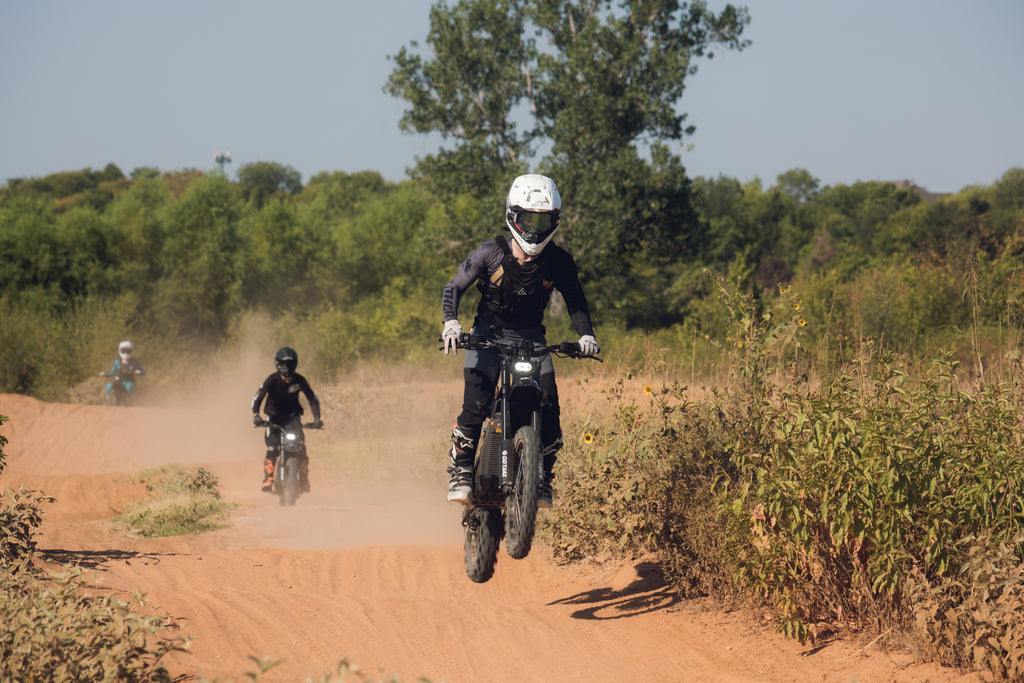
(99, 341, 145, 403)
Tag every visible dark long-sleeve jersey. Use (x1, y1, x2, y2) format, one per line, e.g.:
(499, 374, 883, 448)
(442, 235, 594, 336)
(251, 371, 321, 425)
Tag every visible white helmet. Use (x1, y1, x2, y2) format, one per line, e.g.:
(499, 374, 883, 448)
(505, 174, 561, 256)
(118, 341, 134, 362)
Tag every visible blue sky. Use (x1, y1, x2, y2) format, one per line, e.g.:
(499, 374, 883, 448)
(2, 1, 1020, 194)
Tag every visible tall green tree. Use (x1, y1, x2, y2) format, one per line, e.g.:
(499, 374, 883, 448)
(237, 161, 302, 209)
(386, 0, 750, 325)
(152, 175, 244, 333)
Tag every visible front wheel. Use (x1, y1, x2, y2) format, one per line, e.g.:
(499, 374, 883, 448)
(464, 507, 502, 583)
(280, 456, 300, 506)
(504, 425, 540, 560)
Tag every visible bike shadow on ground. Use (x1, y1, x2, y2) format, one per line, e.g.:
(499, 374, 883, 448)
(39, 548, 180, 571)
(547, 560, 681, 620)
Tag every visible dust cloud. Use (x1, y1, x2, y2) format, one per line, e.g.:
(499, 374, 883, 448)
(1, 328, 468, 551)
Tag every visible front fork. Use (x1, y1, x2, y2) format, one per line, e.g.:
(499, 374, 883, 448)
(498, 406, 540, 495)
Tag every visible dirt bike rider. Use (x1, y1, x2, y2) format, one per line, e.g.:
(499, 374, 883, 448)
(99, 341, 145, 402)
(251, 346, 323, 493)
(441, 173, 599, 508)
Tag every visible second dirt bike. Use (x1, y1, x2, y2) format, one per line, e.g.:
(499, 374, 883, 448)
(256, 420, 320, 506)
(447, 333, 601, 583)
(101, 365, 142, 406)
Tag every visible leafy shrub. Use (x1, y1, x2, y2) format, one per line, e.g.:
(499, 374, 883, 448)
(547, 378, 673, 563)
(718, 353, 1024, 643)
(0, 566, 187, 682)
(547, 377, 740, 598)
(906, 535, 1024, 679)
(0, 415, 57, 567)
(0, 487, 56, 567)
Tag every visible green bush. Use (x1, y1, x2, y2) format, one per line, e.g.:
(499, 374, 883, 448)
(0, 566, 187, 682)
(717, 354, 1024, 642)
(0, 487, 56, 567)
(905, 535, 1024, 678)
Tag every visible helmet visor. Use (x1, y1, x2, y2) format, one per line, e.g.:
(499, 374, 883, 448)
(511, 209, 558, 244)
(119, 346, 133, 356)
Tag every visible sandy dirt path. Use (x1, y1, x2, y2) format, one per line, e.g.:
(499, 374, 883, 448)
(0, 382, 975, 683)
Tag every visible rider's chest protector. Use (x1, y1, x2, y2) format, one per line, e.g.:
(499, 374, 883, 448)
(477, 237, 555, 320)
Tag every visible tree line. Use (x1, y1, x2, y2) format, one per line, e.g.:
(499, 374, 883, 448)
(1, 0, 1022, 398)
(1, 159, 1022, 398)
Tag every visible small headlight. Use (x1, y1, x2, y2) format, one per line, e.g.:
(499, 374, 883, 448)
(513, 361, 534, 373)
(285, 433, 298, 441)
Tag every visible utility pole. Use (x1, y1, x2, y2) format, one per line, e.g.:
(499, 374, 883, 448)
(214, 151, 232, 176)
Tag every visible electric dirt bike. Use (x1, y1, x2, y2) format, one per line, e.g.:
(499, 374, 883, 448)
(100, 365, 142, 406)
(255, 419, 321, 506)
(446, 333, 602, 583)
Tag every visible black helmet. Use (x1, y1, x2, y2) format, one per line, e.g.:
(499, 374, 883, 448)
(274, 346, 298, 376)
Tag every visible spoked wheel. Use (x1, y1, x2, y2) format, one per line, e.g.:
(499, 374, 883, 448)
(463, 507, 502, 583)
(504, 425, 540, 559)
(280, 456, 300, 506)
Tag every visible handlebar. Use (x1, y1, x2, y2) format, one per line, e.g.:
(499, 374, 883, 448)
(254, 420, 324, 430)
(439, 333, 603, 362)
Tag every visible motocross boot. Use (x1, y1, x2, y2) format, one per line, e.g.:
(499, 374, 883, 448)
(446, 423, 476, 504)
(261, 454, 275, 493)
(538, 437, 562, 509)
(299, 457, 311, 493)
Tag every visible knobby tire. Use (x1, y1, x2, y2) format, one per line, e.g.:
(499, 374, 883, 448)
(281, 456, 300, 506)
(504, 425, 540, 560)
(464, 508, 502, 583)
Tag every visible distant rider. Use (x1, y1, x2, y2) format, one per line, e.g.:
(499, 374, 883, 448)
(441, 173, 600, 508)
(99, 340, 145, 403)
(251, 347, 323, 493)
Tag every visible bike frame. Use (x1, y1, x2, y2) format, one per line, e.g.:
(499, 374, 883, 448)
(464, 337, 548, 507)
(447, 333, 601, 582)
(261, 421, 309, 506)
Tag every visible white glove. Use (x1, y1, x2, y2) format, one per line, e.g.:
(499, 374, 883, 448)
(442, 319, 463, 355)
(578, 335, 599, 356)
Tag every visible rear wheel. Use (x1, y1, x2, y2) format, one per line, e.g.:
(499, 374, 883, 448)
(464, 507, 502, 583)
(504, 425, 540, 559)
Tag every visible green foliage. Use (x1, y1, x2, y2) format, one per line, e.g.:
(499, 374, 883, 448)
(0, 565, 187, 682)
(716, 353, 1024, 645)
(0, 416, 56, 568)
(547, 376, 739, 598)
(237, 161, 302, 208)
(151, 174, 244, 334)
(547, 377, 672, 563)
(0, 487, 55, 567)
(0, 418, 190, 682)
(385, 0, 535, 194)
(2, 163, 127, 213)
(113, 465, 234, 538)
(906, 535, 1024, 678)
(386, 0, 750, 324)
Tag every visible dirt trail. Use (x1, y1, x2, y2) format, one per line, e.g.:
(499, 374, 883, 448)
(0, 383, 974, 683)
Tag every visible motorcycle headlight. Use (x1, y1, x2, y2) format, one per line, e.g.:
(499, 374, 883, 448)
(285, 433, 298, 442)
(513, 360, 534, 374)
